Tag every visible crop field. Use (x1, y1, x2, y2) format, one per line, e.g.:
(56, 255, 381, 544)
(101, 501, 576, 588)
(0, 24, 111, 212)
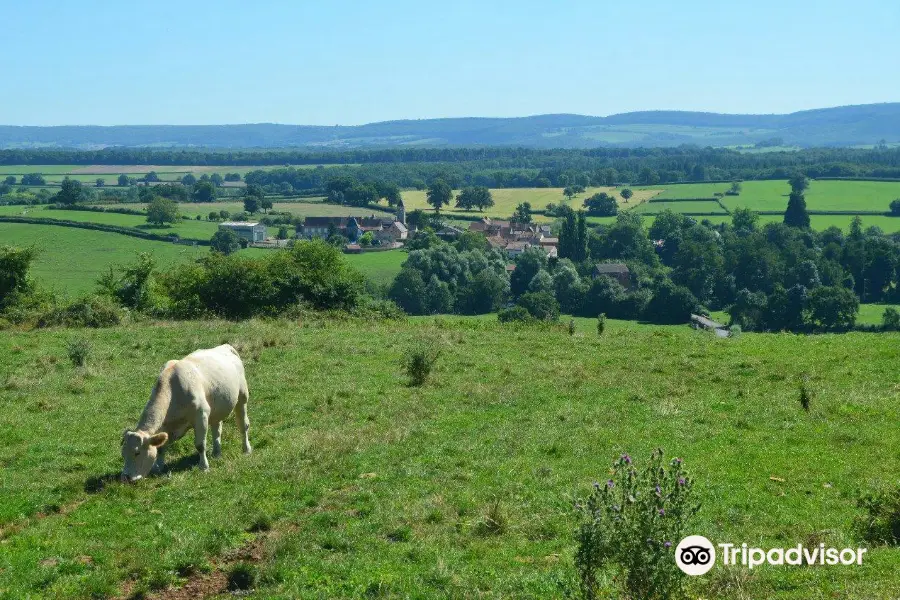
(0, 164, 351, 185)
(400, 187, 659, 221)
(0, 318, 896, 598)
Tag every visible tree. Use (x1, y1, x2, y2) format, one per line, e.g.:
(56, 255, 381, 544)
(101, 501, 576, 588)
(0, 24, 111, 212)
(0, 245, 37, 309)
(583, 192, 618, 216)
(426, 179, 452, 212)
(455, 186, 494, 211)
(510, 202, 533, 224)
(181, 174, 197, 186)
(889, 199, 900, 216)
(118, 174, 130, 186)
(644, 281, 698, 324)
(620, 188, 633, 202)
(389, 268, 427, 314)
(277, 226, 289, 240)
(789, 173, 809, 193)
(731, 207, 759, 232)
(728, 182, 742, 195)
(210, 173, 224, 187)
(882, 307, 900, 330)
(95, 178, 105, 187)
(146, 196, 178, 226)
(563, 185, 586, 201)
(21, 173, 45, 185)
(423, 275, 454, 314)
(224, 173, 241, 182)
(358, 231, 374, 247)
(783, 190, 810, 228)
(510, 247, 547, 296)
(374, 181, 402, 206)
(343, 183, 378, 207)
(457, 269, 508, 314)
(454, 231, 491, 252)
(210, 228, 241, 255)
(260, 198, 273, 213)
(143, 171, 160, 183)
(54, 177, 88, 205)
(517, 291, 560, 321)
(192, 180, 217, 202)
(244, 195, 260, 214)
(806, 285, 858, 330)
(208, 211, 219, 221)
(4, 176, 16, 185)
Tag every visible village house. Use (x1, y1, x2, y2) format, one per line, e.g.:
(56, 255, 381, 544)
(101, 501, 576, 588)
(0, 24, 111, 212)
(300, 200, 407, 243)
(468, 217, 558, 259)
(592, 262, 632, 289)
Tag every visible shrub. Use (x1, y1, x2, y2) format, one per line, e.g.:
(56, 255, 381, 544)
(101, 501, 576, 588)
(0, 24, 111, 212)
(854, 484, 900, 546)
(67, 338, 91, 367)
(39, 295, 122, 329)
(402, 338, 442, 387)
(575, 449, 700, 600)
(799, 376, 812, 412)
(882, 307, 900, 331)
(517, 291, 560, 322)
(597, 313, 606, 336)
(210, 228, 241, 255)
(728, 324, 741, 338)
(497, 305, 532, 323)
(568, 319, 576, 335)
(890, 199, 900, 216)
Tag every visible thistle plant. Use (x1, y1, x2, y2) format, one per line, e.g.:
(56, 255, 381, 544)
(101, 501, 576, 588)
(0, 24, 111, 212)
(575, 449, 700, 600)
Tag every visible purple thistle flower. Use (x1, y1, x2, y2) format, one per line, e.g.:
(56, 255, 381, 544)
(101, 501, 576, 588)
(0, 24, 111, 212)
(678, 477, 686, 486)
(593, 481, 600, 490)
(658, 508, 665, 516)
(607, 479, 615, 489)
(664, 541, 672, 548)
(621, 453, 632, 464)
(655, 485, 661, 496)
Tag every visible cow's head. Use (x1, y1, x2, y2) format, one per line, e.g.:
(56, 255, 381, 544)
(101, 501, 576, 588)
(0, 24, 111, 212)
(120, 430, 168, 482)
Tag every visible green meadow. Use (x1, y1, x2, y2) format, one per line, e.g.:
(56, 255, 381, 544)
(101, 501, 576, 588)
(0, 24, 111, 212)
(0, 318, 896, 598)
(633, 200, 727, 214)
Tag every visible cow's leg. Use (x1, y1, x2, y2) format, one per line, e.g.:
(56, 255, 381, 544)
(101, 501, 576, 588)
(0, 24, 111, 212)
(152, 444, 167, 473)
(236, 387, 252, 455)
(211, 420, 223, 458)
(194, 408, 210, 471)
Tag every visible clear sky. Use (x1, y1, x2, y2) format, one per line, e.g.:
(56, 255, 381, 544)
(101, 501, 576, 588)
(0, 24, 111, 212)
(1, 0, 897, 126)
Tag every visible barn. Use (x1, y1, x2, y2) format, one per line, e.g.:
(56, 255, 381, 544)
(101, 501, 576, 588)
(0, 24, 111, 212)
(219, 221, 267, 242)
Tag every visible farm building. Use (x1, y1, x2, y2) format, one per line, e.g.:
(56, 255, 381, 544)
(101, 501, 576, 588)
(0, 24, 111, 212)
(593, 263, 631, 289)
(220, 221, 266, 242)
(468, 217, 558, 259)
(300, 215, 407, 243)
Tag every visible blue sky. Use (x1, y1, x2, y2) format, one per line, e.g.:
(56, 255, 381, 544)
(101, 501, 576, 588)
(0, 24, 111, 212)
(1, 0, 897, 125)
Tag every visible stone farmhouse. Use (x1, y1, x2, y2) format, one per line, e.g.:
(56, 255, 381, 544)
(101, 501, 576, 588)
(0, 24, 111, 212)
(467, 217, 558, 259)
(299, 200, 408, 244)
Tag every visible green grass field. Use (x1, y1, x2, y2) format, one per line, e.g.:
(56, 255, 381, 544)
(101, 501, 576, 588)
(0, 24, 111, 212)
(0, 205, 219, 240)
(633, 200, 727, 214)
(344, 250, 407, 286)
(0, 318, 896, 598)
(0, 223, 208, 297)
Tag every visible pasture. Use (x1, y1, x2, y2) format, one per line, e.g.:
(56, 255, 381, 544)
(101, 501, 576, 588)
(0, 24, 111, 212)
(0, 223, 208, 296)
(344, 250, 407, 286)
(0, 318, 896, 598)
(633, 200, 727, 214)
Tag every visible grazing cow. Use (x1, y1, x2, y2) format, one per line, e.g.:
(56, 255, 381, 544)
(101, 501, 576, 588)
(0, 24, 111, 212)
(121, 344, 251, 482)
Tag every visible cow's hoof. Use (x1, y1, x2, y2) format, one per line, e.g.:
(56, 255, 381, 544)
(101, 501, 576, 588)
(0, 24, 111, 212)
(243, 446, 253, 455)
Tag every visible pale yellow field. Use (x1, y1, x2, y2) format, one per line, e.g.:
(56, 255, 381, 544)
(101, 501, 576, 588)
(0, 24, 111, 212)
(400, 187, 658, 221)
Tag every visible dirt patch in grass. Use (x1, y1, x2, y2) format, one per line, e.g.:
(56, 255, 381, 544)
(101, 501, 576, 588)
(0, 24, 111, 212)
(121, 533, 268, 600)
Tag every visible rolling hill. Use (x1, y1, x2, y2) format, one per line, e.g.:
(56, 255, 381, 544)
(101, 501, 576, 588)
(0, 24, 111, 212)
(2, 103, 900, 149)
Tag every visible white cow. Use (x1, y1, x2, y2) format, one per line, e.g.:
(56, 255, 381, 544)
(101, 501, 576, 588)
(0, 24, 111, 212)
(121, 344, 251, 482)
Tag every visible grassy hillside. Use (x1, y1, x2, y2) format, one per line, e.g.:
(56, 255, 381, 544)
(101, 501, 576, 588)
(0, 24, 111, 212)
(0, 318, 896, 598)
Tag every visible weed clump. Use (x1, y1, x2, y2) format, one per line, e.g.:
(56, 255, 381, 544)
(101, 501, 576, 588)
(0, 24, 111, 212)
(474, 499, 507, 537)
(799, 376, 812, 412)
(227, 562, 258, 591)
(854, 484, 900, 546)
(67, 337, 91, 367)
(402, 338, 442, 387)
(575, 449, 700, 600)
(596, 313, 606, 336)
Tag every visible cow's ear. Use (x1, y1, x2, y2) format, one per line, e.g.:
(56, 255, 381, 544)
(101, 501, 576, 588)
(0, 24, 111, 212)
(147, 432, 168, 447)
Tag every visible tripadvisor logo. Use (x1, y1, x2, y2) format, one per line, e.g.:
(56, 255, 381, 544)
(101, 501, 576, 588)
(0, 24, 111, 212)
(675, 536, 868, 575)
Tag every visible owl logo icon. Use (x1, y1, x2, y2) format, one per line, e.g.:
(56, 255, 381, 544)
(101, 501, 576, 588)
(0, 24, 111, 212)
(675, 535, 716, 575)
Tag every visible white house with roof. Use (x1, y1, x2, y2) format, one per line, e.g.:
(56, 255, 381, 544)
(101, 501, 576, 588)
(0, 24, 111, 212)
(219, 221, 267, 242)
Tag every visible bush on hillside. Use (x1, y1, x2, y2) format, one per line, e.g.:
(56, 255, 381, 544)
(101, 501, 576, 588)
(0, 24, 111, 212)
(517, 291, 560, 322)
(497, 305, 531, 323)
(159, 239, 364, 320)
(37, 295, 122, 329)
(402, 338, 442, 387)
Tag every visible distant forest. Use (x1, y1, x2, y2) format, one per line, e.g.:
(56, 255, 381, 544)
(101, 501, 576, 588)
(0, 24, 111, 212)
(5, 146, 900, 190)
